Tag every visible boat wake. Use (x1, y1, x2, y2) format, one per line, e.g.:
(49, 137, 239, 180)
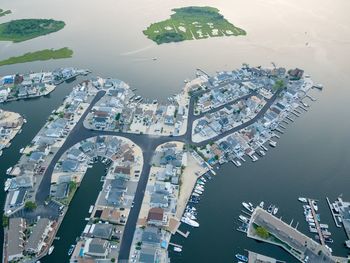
(120, 44, 154, 56)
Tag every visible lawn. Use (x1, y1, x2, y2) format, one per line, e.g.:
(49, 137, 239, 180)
(0, 18, 65, 42)
(0, 8, 11, 17)
(143, 6, 246, 44)
(0, 47, 73, 66)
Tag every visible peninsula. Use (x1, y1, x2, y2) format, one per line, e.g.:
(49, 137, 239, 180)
(143, 6, 246, 44)
(0, 47, 73, 67)
(2, 65, 325, 263)
(0, 19, 65, 42)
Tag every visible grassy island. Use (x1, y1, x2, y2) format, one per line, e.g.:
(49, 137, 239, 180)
(0, 19, 65, 42)
(143, 6, 246, 44)
(0, 8, 11, 17)
(0, 47, 73, 66)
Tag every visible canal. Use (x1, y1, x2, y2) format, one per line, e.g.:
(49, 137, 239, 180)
(41, 161, 106, 263)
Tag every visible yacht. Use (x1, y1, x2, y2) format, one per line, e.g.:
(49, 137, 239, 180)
(174, 247, 182, 252)
(312, 200, 318, 211)
(267, 205, 274, 214)
(4, 179, 11, 192)
(269, 140, 277, 147)
(6, 167, 12, 175)
(298, 197, 308, 203)
(48, 246, 54, 255)
(259, 201, 264, 208)
(242, 202, 253, 212)
(68, 245, 75, 256)
(181, 216, 199, 227)
(239, 215, 249, 223)
(235, 254, 248, 262)
(273, 207, 279, 215)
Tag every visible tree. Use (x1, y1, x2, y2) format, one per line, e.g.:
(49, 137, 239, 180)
(256, 226, 269, 239)
(24, 201, 37, 210)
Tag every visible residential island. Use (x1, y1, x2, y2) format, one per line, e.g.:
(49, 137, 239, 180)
(0, 67, 90, 103)
(0, 19, 65, 43)
(0, 8, 11, 17)
(143, 6, 246, 44)
(0, 48, 73, 67)
(3, 65, 329, 263)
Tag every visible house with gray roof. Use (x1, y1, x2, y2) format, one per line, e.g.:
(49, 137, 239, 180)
(91, 223, 113, 240)
(7, 218, 26, 262)
(84, 238, 110, 258)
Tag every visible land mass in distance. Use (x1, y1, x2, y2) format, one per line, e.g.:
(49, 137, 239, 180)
(0, 8, 11, 17)
(0, 47, 73, 66)
(0, 18, 65, 43)
(143, 6, 246, 44)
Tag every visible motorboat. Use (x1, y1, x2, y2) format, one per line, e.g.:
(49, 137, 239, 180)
(48, 246, 54, 255)
(273, 207, 279, 215)
(68, 245, 75, 256)
(242, 202, 253, 212)
(298, 197, 307, 203)
(181, 216, 199, 227)
(174, 247, 182, 252)
(235, 254, 248, 262)
(239, 215, 249, 223)
(259, 201, 264, 208)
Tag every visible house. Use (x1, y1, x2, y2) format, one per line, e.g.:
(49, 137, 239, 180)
(8, 188, 27, 208)
(91, 223, 113, 240)
(150, 193, 168, 208)
(147, 207, 166, 226)
(141, 226, 161, 246)
(139, 247, 157, 263)
(54, 182, 69, 199)
(106, 189, 124, 207)
(61, 159, 79, 172)
(84, 238, 110, 258)
(25, 218, 52, 255)
(7, 218, 26, 262)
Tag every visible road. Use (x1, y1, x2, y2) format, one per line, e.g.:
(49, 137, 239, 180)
(31, 85, 279, 261)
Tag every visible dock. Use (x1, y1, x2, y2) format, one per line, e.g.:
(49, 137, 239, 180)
(169, 242, 183, 249)
(326, 197, 342, 228)
(286, 116, 294, 122)
(308, 199, 325, 246)
(176, 229, 190, 238)
(306, 94, 317, 101)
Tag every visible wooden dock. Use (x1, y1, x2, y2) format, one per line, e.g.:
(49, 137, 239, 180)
(176, 229, 190, 238)
(308, 199, 325, 246)
(169, 242, 183, 249)
(326, 197, 342, 228)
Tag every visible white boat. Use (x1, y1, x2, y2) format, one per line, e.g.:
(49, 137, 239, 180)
(298, 197, 308, 203)
(181, 216, 199, 227)
(194, 189, 203, 195)
(174, 247, 182, 252)
(312, 201, 318, 211)
(88, 205, 94, 214)
(6, 167, 12, 175)
(259, 201, 264, 208)
(273, 207, 279, 215)
(269, 140, 277, 147)
(242, 202, 253, 213)
(4, 179, 11, 192)
(192, 192, 200, 197)
(184, 212, 196, 220)
(23, 119, 27, 123)
(48, 246, 54, 255)
(19, 148, 24, 153)
(239, 215, 249, 223)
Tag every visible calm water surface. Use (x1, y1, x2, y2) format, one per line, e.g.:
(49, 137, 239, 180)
(0, 0, 350, 262)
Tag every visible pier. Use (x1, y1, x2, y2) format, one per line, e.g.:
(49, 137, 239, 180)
(169, 242, 183, 249)
(326, 197, 342, 228)
(306, 94, 317, 101)
(176, 229, 190, 238)
(307, 199, 325, 246)
(286, 116, 294, 122)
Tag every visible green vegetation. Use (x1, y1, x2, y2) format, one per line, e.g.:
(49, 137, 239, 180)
(144, 6, 246, 44)
(255, 226, 270, 239)
(273, 79, 285, 91)
(0, 19, 65, 42)
(24, 201, 37, 211)
(0, 47, 73, 66)
(2, 215, 9, 227)
(0, 8, 11, 17)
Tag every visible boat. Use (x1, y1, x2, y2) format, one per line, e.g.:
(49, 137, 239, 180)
(68, 245, 75, 256)
(192, 192, 200, 197)
(4, 179, 11, 192)
(325, 237, 333, 243)
(259, 201, 264, 208)
(194, 189, 203, 195)
(19, 148, 25, 153)
(152, 99, 158, 104)
(269, 140, 277, 147)
(273, 207, 279, 215)
(174, 247, 182, 252)
(88, 205, 94, 214)
(312, 200, 318, 211)
(6, 167, 12, 175)
(48, 246, 54, 255)
(242, 202, 253, 213)
(267, 205, 274, 214)
(23, 118, 27, 123)
(152, 57, 157, 61)
(235, 254, 248, 262)
(239, 215, 249, 223)
(298, 197, 308, 203)
(184, 212, 196, 220)
(181, 216, 199, 227)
